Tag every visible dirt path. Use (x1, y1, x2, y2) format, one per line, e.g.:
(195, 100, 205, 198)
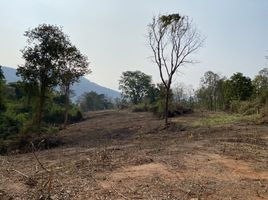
(0, 110, 267, 199)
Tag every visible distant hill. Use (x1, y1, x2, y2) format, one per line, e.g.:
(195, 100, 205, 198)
(1, 66, 20, 82)
(1, 66, 121, 101)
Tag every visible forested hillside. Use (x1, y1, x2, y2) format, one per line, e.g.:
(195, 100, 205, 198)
(2, 66, 120, 101)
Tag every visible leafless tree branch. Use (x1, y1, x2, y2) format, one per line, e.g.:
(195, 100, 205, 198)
(147, 13, 204, 125)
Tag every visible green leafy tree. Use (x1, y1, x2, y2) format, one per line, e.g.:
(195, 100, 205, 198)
(148, 13, 203, 125)
(224, 72, 253, 103)
(59, 44, 90, 128)
(17, 24, 72, 128)
(119, 71, 152, 104)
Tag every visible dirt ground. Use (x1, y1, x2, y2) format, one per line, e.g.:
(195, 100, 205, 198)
(0, 110, 267, 200)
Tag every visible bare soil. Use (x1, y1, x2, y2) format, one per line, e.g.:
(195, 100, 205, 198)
(0, 110, 267, 200)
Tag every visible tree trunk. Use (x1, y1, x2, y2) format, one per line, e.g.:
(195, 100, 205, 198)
(164, 86, 170, 126)
(63, 85, 70, 129)
(36, 84, 46, 130)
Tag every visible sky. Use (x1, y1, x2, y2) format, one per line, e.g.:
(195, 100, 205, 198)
(0, 0, 268, 91)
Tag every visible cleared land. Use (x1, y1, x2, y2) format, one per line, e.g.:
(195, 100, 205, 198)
(0, 110, 267, 200)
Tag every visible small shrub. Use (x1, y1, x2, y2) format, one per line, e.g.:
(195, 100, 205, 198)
(238, 101, 258, 115)
(229, 100, 240, 113)
(131, 103, 148, 112)
(44, 105, 64, 124)
(0, 114, 19, 140)
(0, 140, 8, 154)
(44, 105, 83, 124)
(68, 107, 83, 123)
(192, 113, 259, 127)
(0, 131, 63, 155)
(148, 103, 158, 113)
(229, 100, 258, 115)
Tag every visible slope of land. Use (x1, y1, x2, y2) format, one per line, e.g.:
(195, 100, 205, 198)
(0, 110, 267, 200)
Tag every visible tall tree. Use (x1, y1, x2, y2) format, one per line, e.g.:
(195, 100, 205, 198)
(196, 72, 225, 110)
(59, 45, 90, 128)
(17, 24, 70, 128)
(148, 14, 203, 125)
(253, 68, 268, 96)
(253, 68, 268, 107)
(202, 71, 218, 110)
(119, 71, 152, 104)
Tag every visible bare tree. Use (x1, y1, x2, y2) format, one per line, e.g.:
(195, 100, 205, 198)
(148, 14, 203, 125)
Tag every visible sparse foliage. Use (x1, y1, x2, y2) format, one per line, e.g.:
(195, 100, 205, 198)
(148, 13, 203, 125)
(196, 71, 225, 110)
(253, 68, 268, 97)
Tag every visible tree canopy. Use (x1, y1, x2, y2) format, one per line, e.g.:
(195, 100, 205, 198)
(253, 68, 268, 96)
(224, 72, 253, 102)
(197, 71, 225, 110)
(17, 24, 90, 128)
(119, 70, 152, 104)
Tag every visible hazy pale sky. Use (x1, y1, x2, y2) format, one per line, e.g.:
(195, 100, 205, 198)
(1, 0, 268, 90)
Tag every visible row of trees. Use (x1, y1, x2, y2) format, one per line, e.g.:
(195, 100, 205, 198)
(118, 70, 194, 117)
(118, 67, 268, 119)
(0, 66, 118, 140)
(0, 66, 85, 139)
(196, 68, 268, 114)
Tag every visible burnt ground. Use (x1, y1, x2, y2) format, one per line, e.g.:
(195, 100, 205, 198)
(0, 110, 267, 200)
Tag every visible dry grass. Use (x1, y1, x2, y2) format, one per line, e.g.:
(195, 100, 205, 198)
(0, 110, 267, 199)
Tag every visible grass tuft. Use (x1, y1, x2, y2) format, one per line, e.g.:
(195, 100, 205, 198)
(192, 113, 259, 127)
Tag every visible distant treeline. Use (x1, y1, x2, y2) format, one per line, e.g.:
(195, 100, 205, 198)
(195, 69, 268, 115)
(117, 68, 268, 118)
